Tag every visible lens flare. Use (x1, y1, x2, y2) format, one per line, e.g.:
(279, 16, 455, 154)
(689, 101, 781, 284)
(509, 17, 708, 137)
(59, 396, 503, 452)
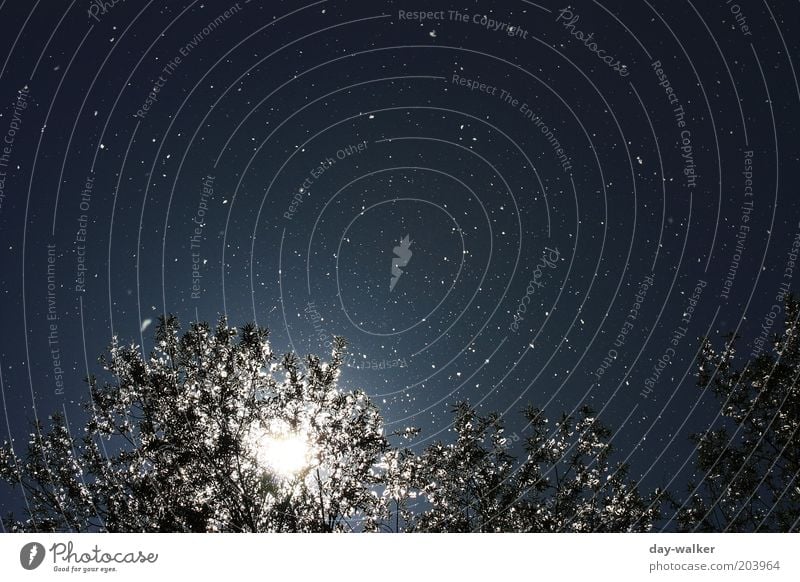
(253, 427, 314, 478)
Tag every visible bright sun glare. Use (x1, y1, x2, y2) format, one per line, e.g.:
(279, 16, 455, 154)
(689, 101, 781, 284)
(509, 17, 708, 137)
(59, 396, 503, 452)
(256, 430, 313, 478)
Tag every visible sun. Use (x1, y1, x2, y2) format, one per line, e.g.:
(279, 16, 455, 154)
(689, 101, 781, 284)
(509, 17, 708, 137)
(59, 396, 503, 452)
(253, 426, 315, 478)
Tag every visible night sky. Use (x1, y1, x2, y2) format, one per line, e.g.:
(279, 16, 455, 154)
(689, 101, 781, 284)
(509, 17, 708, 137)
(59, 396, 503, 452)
(1, 0, 798, 531)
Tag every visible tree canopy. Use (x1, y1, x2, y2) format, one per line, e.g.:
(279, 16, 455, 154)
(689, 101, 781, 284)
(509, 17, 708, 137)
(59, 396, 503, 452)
(385, 403, 661, 532)
(677, 296, 800, 532)
(2, 317, 387, 532)
(8, 307, 797, 532)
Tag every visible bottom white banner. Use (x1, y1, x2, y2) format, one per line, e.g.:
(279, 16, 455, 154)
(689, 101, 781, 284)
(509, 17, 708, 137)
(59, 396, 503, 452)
(1, 533, 796, 581)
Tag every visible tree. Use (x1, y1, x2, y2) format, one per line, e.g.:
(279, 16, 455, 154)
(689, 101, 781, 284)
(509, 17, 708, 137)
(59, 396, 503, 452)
(2, 315, 664, 532)
(384, 403, 662, 532)
(678, 295, 800, 532)
(1, 316, 388, 532)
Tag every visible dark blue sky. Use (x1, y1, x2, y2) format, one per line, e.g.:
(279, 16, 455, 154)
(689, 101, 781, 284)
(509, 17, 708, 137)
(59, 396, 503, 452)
(0, 0, 798, 530)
